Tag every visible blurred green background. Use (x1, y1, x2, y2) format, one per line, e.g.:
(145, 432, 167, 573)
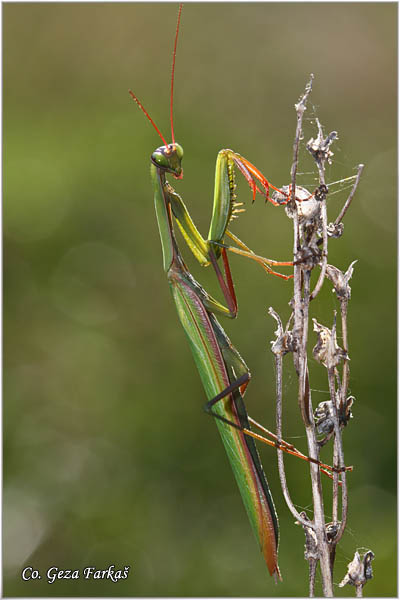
(4, 2, 396, 597)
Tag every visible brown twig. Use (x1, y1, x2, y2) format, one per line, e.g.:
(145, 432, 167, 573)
(269, 308, 315, 529)
(289, 86, 334, 597)
(290, 75, 314, 205)
(333, 164, 364, 227)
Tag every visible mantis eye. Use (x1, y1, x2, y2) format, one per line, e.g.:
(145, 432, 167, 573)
(174, 143, 184, 160)
(151, 151, 169, 168)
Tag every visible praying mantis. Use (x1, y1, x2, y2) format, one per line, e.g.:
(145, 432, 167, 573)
(130, 4, 341, 580)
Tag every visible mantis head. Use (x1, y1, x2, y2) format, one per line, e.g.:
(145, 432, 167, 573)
(130, 5, 184, 180)
(151, 143, 184, 179)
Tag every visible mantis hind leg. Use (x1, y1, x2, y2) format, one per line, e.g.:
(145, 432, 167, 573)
(204, 372, 250, 425)
(204, 373, 351, 479)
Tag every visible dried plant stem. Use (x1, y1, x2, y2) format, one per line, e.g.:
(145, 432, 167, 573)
(268, 75, 365, 596)
(304, 433, 333, 596)
(356, 584, 363, 598)
(332, 443, 339, 523)
(290, 75, 314, 204)
(309, 122, 329, 301)
(340, 299, 350, 405)
(334, 164, 364, 227)
(327, 365, 348, 543)
(290, 75, 313, 375)
(310, 198, 327, 300)
(309, 560, 317, 597)
(291, 82, 333, 597)
(334, 301, 350, 545)
(274, 351, 313, 528)
(302, 290, 333, 596)
(291, 220, 334, 595)
(271, 77, 365, 597)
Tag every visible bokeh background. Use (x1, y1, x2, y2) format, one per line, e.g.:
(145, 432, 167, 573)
(4, 2, 396, 597)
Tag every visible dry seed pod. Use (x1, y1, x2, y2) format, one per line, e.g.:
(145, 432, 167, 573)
(312, 318, 348, 369)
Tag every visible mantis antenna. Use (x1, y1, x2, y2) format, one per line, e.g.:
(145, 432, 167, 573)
(170, 3, 183, 144)
(129, 3, 183, 149)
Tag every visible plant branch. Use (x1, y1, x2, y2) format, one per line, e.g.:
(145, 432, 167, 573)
(333, 164, 364, 227)
(269, 307, 315, 529)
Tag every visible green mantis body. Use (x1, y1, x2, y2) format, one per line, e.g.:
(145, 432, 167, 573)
(132, 135, 344, 581)
(128, 4, 304, 579)
(151, 146, 280, 577)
